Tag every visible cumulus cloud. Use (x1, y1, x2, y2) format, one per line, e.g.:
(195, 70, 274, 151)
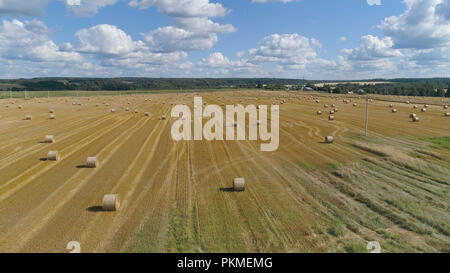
(248, 34, 322, 67)
(63, 0, 119, 17)
(144, 18, 235, 52)
(0, 0, 50, 17)
(133, 0, 236, 52)
(128, 0, 228, 18)
(61, 23, 189, 75)
(0, 19, 82, 62)
(0, 19, 94, 78)
(381, 0, 450, 49)
(62, 24, 140, 55)
(342, 35, 402, 60)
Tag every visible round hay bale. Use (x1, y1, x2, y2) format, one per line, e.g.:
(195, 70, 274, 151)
(161, 115, 167, 120)
(410, 113, 417, 118)
(424, 104, 429, 108)
(413, 105, 418, 109)
(256, 120, 261, 125)
(233, 178, 245, 192)
(332, 104, 336, 107)
(389, 104, 394, 108)
(49, 109, 55, 113)
(444, 105, 448, 109)
(96, 103, 100, 107)
(328, 115, 335, 121)
(134, 109, 139, 113)
(18, 105, 22, 109)
(445, 112, 450, 117)
(413, 116, 420, 122)
(325, 136, 334, 143)
(44, 135, 55, 143)
(353, 103, 357, 107)
(421, 108, 427, 112)
(25, 115, 32, 120)
(47, 151, 60, 161)
(50, 114, 56, 119)
(324, 104, 328, 108)
(392, 109, 397, 113)
(86, 157, 99, 168)
(145, 112, 149, 116)
(102, 194, 120, 211)
(334, 108, 339, 113)
(329, 110, 335, 114)
(317, 110, 322, 115)
(111, 109, 116, 113)
(125, 107, 130, 111)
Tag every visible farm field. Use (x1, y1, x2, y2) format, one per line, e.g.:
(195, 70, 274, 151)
(0, 90, 449, 253)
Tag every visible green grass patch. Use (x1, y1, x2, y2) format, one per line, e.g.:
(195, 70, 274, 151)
(327, 162, 340, 170)
(419, 136, 450, 150)
(327, 225, 346, 237)
(344, 240, 368, 253)
(301, 161, 317, 171)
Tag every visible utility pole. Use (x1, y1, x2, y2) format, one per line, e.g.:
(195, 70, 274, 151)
(48, 90, 50, 100)
(120, 91, 122, 108)
(365, 96, 369, 137)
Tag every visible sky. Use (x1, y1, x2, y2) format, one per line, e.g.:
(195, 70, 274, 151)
(0, 0, 449, 80)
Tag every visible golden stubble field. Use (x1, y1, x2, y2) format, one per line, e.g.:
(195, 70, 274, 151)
(0, 90, 449, 253)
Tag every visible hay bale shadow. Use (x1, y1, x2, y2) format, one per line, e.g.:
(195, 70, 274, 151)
(76, 165, 88, 169)
(220, 187, 235, 192)
(39, 158, 48, 161)
(86, 206, 104, 212)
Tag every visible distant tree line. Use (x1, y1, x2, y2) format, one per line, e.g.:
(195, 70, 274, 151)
(0, 78, 309, 92)
(0, 77, 449, 97)
(316, 78, 450, 97)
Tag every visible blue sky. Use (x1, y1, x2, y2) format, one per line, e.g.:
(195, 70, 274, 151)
(0, 0, 449, 79)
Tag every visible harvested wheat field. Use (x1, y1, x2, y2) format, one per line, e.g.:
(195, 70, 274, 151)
(0, 90, 449, 253)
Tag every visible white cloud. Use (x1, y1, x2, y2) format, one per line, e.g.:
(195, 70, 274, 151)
(339, 36, 347, 41)
(62, 24, 139, 55)
(0, 19, 93, 78)
(0, 19, 82, 62)
(0, 0, 50, 17)
(128, 0, 228, 18)
(367, 0, 381, 6)
(132, 1, 236, 52)
(248, 33, 322, 66)
(381, 0, 450, 49)
(61, 23, 190, 75)
(342, 35, 402, 60)
(63, 0, 119, 17)
(143, 18, 235, 52)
